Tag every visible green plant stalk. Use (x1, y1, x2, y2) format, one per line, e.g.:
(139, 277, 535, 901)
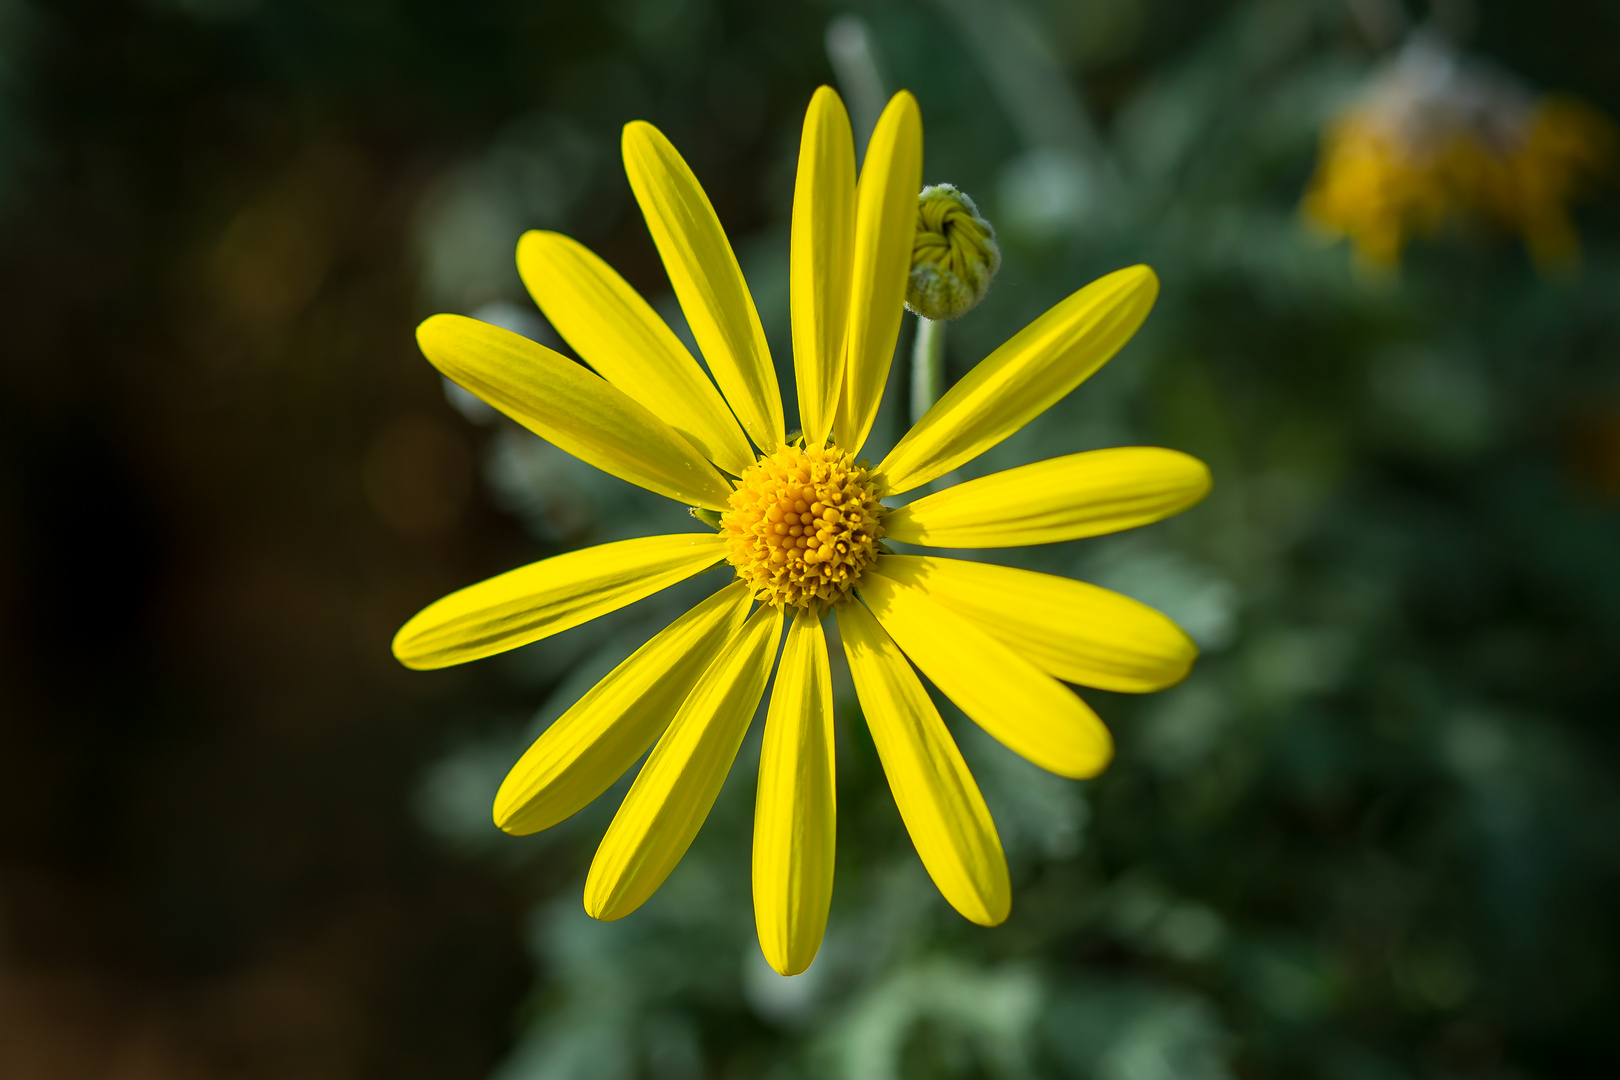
(910, 315, 945, 426)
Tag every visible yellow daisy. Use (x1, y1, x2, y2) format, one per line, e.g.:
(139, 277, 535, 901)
(1302, 38, 1615, 273)
(393, 87, 1211, 976)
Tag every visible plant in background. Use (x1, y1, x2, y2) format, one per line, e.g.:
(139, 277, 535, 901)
(1302, 33, 1614, 272)
(393, 86, 1210, 975)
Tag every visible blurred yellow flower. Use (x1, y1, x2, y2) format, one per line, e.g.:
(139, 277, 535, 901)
(1303, 38, 1614, 272)
(393, 87, 1211, 975)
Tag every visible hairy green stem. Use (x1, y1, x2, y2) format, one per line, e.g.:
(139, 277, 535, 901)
(910, 316, 945, 426)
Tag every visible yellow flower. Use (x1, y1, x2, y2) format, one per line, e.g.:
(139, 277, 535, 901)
(393, 88, 1211, 976)
(1302, 110, 1454, 270)
(1302, 39, 1615, 273)
(1463, 97, 1616, 271)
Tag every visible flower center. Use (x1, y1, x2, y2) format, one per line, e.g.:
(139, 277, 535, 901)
(721, 442, 884, 611)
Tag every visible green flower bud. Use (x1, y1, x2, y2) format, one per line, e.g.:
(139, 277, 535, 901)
(906, 183, 1001, 321)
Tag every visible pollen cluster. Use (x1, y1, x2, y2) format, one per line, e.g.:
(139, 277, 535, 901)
(722, 443, 884, 610)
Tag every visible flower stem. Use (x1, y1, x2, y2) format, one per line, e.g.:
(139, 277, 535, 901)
(910, 315, 945, 426)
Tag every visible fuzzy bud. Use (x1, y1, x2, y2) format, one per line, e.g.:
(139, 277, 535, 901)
(906, 184, 1001, 320)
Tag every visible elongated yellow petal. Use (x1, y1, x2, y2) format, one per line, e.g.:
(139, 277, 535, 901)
(392, 534, 726, 670)
(834, 91, 922, 455)
(417, 315, 734, 509)
(859, 565, 1113, 779)
(878, 266, 1160, 495)
(885, 447, 1211, 547)
(516, 231, 755, 477)
(622, 121, 784, 452)
(875, 556, 1196, 693)
(836, 599, 1009, 926)
(791, 87, 857, 448)
(494, 583, 752, 836)
(753, 607, 836, 975)
(586, 604, 784, 921)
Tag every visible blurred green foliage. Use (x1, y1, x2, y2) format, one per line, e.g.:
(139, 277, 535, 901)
(2, 0, 1617, 1078)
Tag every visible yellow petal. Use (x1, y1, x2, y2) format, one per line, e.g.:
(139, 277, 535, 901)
(585, 603, 784, 921)
(753, 607, 837, 975)
(622, 121, 784, 452)
(834, 91, 922, 455)
(417, 314, 734, 509)
(494, 583, 752, 836)
(878, 266, 1160, 495)
(392, 534, 726, 670)
(874, 556, 1196, 693)
(836, 599, 1009, 926)
(791, 87, 857, 448)
(516, 230, 755, 477)
(884, 447, 1211, 547)
(859, 565, 1113, 779)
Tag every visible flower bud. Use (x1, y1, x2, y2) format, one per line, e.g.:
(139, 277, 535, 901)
(906, 184, 1001, 320)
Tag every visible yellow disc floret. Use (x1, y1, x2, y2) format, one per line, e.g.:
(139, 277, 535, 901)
(722, 443, 884, 610)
